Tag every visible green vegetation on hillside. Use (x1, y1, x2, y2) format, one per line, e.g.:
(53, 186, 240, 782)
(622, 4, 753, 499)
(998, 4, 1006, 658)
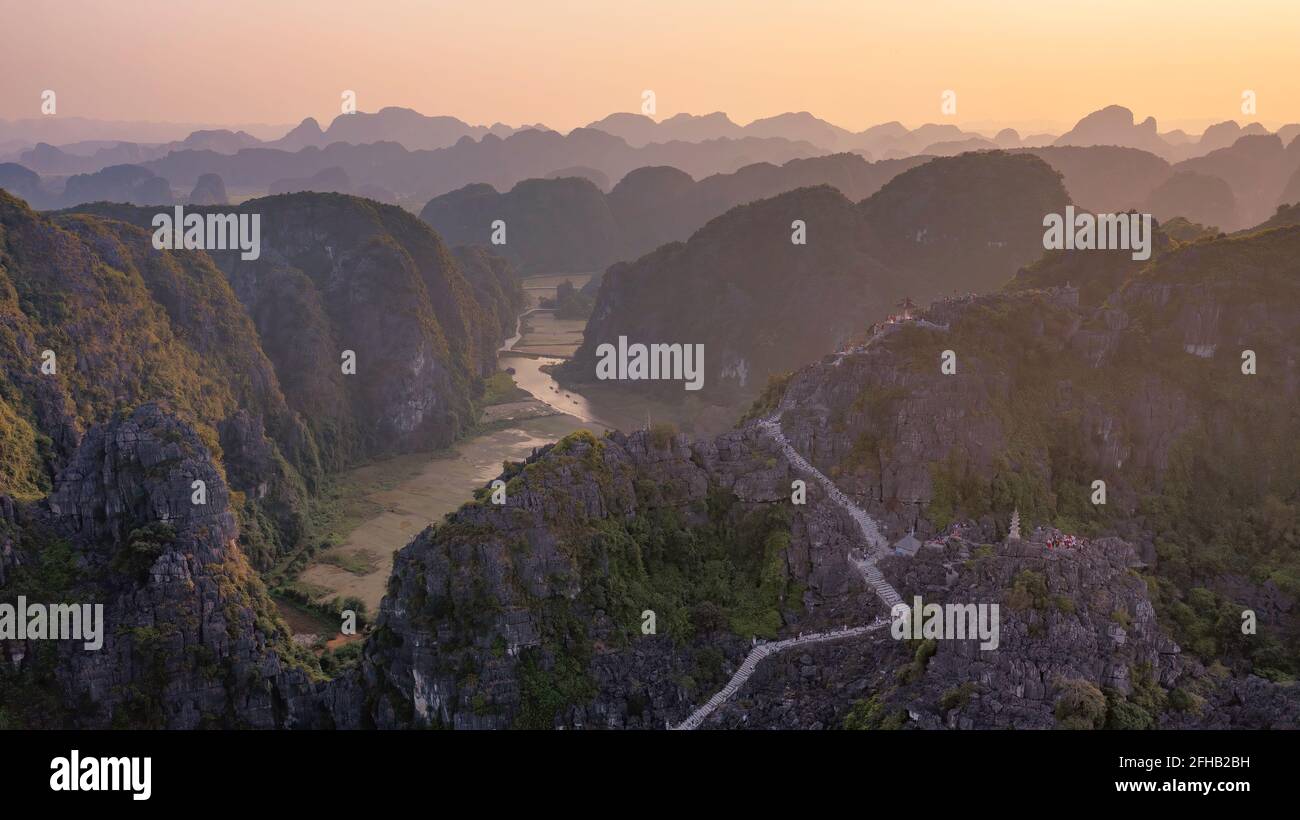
(908, 227, 1300, 678)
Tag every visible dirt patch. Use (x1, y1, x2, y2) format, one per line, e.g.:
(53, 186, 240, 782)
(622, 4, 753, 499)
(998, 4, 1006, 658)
(512, 311, 587, 358)
(521, 272, 595, 297)
(480, 398, 561, 424)
(273, 595, 337, 637)
(318, 548, 380, 576)
(325, 633, 365, 652)
(298, 413, 602, 614)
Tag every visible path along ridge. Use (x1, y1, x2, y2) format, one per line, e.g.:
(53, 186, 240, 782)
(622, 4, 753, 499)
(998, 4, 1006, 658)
(671, 382, 904, 729)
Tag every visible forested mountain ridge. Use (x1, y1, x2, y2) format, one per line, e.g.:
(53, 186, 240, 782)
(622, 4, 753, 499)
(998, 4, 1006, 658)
(347, 220, 1300, 729)
(565, 151, 1070, 405)
(1, 189, 522, 569)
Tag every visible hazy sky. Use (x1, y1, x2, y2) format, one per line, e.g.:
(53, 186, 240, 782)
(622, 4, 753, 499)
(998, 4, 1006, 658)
(4, 0, 1299, 133)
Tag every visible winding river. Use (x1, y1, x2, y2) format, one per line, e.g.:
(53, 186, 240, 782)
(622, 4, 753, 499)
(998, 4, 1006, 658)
(284, 272, 724, 627)
(289, 275, 605, 619)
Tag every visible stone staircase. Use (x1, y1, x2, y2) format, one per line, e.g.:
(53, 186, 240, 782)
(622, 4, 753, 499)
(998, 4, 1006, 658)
(756, 417, 902, 610)
(669, 392, 906, 730)
(671, 624, 885, 730)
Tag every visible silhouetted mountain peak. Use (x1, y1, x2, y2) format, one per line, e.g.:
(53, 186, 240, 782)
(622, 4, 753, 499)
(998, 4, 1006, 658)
(993, 128, 1021, 147)
(609, 164, 695, 197)
(1055, 105, 1171, 156)
(665, 111, 736, 125)
(859, 121, 909, 139)
(288, 116, 322, 135)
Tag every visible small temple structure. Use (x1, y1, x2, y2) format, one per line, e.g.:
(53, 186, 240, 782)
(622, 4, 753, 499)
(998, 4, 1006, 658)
(892, 528, 922, 557)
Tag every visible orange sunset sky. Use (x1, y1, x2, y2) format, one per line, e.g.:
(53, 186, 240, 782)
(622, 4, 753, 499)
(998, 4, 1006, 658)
(2, 0, 1298, 134)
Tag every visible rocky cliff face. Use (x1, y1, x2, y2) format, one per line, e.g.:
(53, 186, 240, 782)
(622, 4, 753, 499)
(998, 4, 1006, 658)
(0, 191, 316, 566)
(0, 187, 528, 728)
(703, 532, 1295, 730)
(10, 403, 1286, 730)
(353, 413, 1297, 730)
(208, 193, 503, 462)
(2, 190, 522, 571)
(349, 419, 948, 728)
(0, 404, 340, 728)
(773, 223, 1300, 536)
(450, 244, 527, 339)
(68, 193, 522, 466)
(762, 224, 1300, 681)
(882, 536, 1180, 729)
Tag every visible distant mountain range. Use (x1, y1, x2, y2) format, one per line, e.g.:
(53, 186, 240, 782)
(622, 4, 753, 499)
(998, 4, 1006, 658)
(141, 129, 824, 206)
(7, 121, 1300, 241)
(563, 151, 1071, 405)
(267, 107, 546, 152)
(5, 104, 1297, 180)
(9, 130, 266, 176)
(585, 110, 1042, 157)
(1050, 104, 1300, 163)
(0, 115, 288, 148)
(0, 108, 549, 178)
(2, 105, 1299, 241)
(0, 132, 824, 210)
(421, 133, 1300, 277)
(421, 153, 929, 274)
(585, 106, 1300, 162)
